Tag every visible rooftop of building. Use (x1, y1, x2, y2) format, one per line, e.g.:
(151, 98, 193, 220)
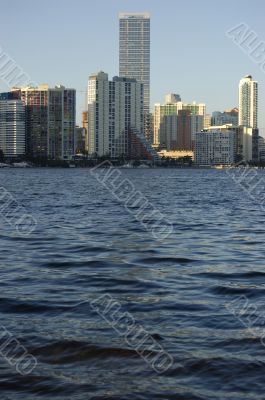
(205, 123, 237, 131)
(113, 76, 137, 83)
(119, 12, 150, 19)
(11, 84, 75, 91)
(240, 75, 257, 83)
(154, 101, 206, 107)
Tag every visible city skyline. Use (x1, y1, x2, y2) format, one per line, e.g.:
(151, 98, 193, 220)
(1, 4, 265, 399)
(0, 0, 264, 135)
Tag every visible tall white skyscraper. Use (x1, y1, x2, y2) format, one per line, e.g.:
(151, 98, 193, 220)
(119, 12, 150, 137)
(87, 71, 144, 158)
(238, 75, 258, 128)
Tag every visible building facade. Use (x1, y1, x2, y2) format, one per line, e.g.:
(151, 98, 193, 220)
(229, 125, 254, 162)
(238, 75, 258, 128)
(159, 114, 178, 150)
(195, 123, 256, 165)
(153, 101, 205, 148)
(212, 108, 239, 126)
(74, 127, 86, 155)
(203, 114, 211, 129)
(87, 71, 144, 158)
(177, 110, 192, 150)
(0, 99, 25, 158)
(259, 136, 265, 162)
(195, 128, 235, 166)
(12, 84, 76, 159)
(82, 111, 88, 153)
(119, 12, 150, 138)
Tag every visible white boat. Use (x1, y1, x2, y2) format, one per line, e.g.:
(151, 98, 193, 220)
(12, 162, 31, 168)
(137, 164, 150, 168)
(120, 163, 132, 168)
(213, 165, 227, 169)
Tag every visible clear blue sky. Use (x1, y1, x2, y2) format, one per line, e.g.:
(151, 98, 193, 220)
(0, 0, 264, 134)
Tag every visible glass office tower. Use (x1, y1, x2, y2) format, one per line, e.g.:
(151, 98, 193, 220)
(119, 13, 150, 135)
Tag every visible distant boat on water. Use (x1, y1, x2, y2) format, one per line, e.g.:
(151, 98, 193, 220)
(12, 162, 31, 168)
(137, 164, 150, 169)
(120, 163, 132, 168)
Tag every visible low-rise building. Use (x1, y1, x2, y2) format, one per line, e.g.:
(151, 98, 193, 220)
(158, 150, 194, 160)
(195, 128, 235, 166)
(195, 123, 258, 166)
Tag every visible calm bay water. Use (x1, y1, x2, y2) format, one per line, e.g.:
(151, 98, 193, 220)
(1, 168, 265, 399)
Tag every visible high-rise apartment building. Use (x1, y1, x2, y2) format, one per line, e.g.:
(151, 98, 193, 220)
(153, 101, 205, 147)
(12, 85, 76, 159)
(119, 12, 150, 138)
(177, 110, 192, 150)
(238, 75, 258, 128)
(159, 115, 178, 150)
(87, 72, 110, 156)
(154, 103, 179, 147)
(0, 99, 25, 158)
(87, 71, 143, 158)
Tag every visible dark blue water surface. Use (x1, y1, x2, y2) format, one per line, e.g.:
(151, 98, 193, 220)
(1, 168, 265, 400)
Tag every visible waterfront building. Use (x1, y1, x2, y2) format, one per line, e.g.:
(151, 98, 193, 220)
(11, 84, 76, 159)
(119, 12, 150, 138)
(158, 149, 194, 160)
(144, 112, 154, 143)
(0, 99, 25, 158)
(237, 126, 259, 163)
(195, 127, 235, 166)
(259, 136, 265, 162)
(74, 127, 86, 155)
(153, 101, 205, 148)
(159, 114, 178, 150)
(153, 103, 179, 147)
(192, 114, 205, 144)
(177, 110, 192, 150)
(82, 111, 88, 153)
(195, 123, 257, 165)
(238, 75, 258, 128)
(87, 71, 144, 158)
